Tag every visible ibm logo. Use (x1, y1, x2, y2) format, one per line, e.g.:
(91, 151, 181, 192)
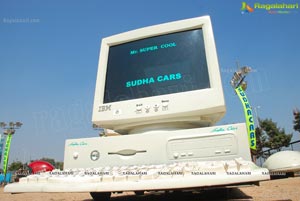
(98, 105, 112, 112)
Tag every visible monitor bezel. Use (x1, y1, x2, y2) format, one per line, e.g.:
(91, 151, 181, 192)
(92, 16, 225, 133)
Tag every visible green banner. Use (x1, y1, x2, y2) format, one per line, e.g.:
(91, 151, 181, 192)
(3, 134, 12, 174)
(235, 86, 256, 150)
(0, 134, 4, 163)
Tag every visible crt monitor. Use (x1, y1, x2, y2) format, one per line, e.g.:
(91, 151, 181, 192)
(92, 16, 226, 134)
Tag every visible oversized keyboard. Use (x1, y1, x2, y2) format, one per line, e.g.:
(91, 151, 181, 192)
(5, 158, 269, 193)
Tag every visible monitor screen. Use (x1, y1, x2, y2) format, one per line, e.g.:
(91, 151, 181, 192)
(104, 29, 210, 103)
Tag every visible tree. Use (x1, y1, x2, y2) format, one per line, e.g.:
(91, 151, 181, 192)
(8, 161, 24, 171)
(256, 118, 292, 158)
(293, 108, 300, 133)
(255, 127, 266, 157)
(55, 161, 64, 170)
(39, 157, 56, 167)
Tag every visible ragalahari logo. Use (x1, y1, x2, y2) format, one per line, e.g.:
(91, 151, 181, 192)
(241, 2, 299, 14)
(241, 2, 254, 13)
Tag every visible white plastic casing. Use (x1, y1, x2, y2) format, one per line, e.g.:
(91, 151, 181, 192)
(92, 16, 225, 133)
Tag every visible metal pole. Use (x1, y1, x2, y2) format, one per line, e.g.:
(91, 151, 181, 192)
(253, 106, 261, 128)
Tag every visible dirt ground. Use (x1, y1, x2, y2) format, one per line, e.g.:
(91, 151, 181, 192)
(0, 177, 300, 201)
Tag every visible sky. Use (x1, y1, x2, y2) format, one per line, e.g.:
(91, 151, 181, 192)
(0, 0, 300, 164)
